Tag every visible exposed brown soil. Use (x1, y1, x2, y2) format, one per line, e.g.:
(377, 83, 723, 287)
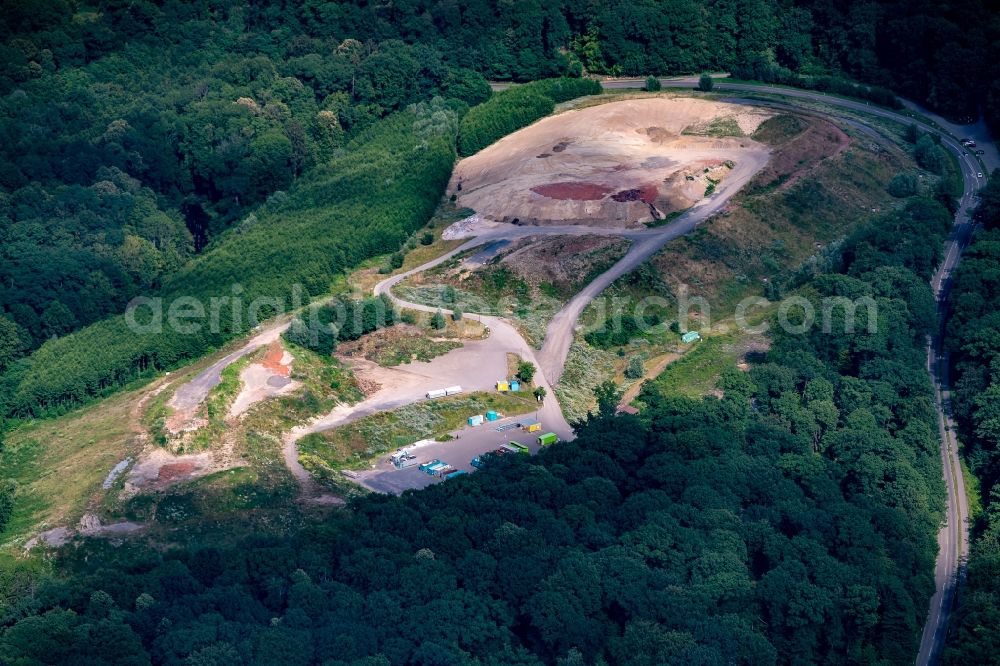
(611, 184, 659, 203)
(416, 235, 632, 302)
(261, 340, 291, 377)
(748, 117, 850, 193)
(157, 461, 198, 482)
(532, 182, 611, 200)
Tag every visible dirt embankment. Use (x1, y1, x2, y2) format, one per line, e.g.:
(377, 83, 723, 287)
(747, 115, 850, 193)
(449, 97, 772, 228)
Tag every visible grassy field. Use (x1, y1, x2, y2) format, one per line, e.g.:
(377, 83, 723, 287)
(569, 109, 912, 404)
(336, 322, 465, 367)
(0, 383, 155, 548)
(648, 332, 744, 399)
(554, 340, 620, 422)
(397, 237, 630, 347)
(298, 391, 537, 472)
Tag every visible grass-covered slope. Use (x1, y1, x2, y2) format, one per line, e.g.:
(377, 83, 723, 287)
(6, 103, 460, 417)
(458, 78, 602, 155)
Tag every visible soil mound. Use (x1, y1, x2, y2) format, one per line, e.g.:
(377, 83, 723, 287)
(449, 97, 772, 227)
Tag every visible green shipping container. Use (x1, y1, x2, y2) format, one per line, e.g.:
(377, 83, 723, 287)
(537, 432, 558, 446)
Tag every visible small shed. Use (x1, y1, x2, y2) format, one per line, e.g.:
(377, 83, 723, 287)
(485, 410, 499, 421)
(681, 331, 701, 344)
(468, 414, 484, 426)
(496, 381, 509, 392)
(510, 380, 521, 392)
(523, 420, 542, 432)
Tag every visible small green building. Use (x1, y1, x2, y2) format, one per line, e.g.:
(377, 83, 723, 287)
(681, 331, 701, 344)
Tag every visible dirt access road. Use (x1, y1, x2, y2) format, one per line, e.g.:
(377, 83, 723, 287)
(280, 314, 574, 492)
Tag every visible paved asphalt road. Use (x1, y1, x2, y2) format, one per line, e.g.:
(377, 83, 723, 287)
(915, 124, 980, 666)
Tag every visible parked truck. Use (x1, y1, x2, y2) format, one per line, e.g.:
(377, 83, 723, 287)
(390, 450, 419, 469)
(425, 461, 449, 475)
(502, 442, 530, 455)
(537, 432, 559, 446)
(419, 459, 442, 473)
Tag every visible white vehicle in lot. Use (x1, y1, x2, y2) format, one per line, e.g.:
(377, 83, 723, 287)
(390, 450, 420, 468)
(979, 173, 984, 178)
(426, 385, 463, 399)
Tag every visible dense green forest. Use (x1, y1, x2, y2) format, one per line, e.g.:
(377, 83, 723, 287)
(0, 191, 951, 664)
(1, 0, 996, 417)
(939, 173, 1000, 663)
(2, 103, 458, 417)
(1, 2, 987, 661)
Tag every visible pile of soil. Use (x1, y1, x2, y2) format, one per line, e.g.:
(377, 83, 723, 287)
(449, 97, 773, 228)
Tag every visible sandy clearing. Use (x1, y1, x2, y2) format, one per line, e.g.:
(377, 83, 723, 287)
(229, 340, 298, 418)
(450, 97, 771, 227)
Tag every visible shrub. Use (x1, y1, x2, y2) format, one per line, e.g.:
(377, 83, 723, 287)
(451, 308, 463, 321)
(915, 135, 946, 174)
(430, 311, 446, 330)
(645, 76, 661, 92)
(698, 74, 714, 92)
(624, 356, 644, 379)
(887, 173, 919, 198)
(284, 317, 338, 356)
(420, 232, 434, 245)
(517, 361, 536, 384)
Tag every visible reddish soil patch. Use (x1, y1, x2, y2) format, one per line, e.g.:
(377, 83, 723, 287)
(611, 183, 659, 203)
(532, 182, 611, 200)
(157, 462, 197, 482)
(261, 340, 291, 377)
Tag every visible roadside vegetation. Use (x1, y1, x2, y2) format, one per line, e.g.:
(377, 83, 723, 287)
(938, 174, 1000, 662)
(298, 391, 537, 475)
(553, 340, 619, 422)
